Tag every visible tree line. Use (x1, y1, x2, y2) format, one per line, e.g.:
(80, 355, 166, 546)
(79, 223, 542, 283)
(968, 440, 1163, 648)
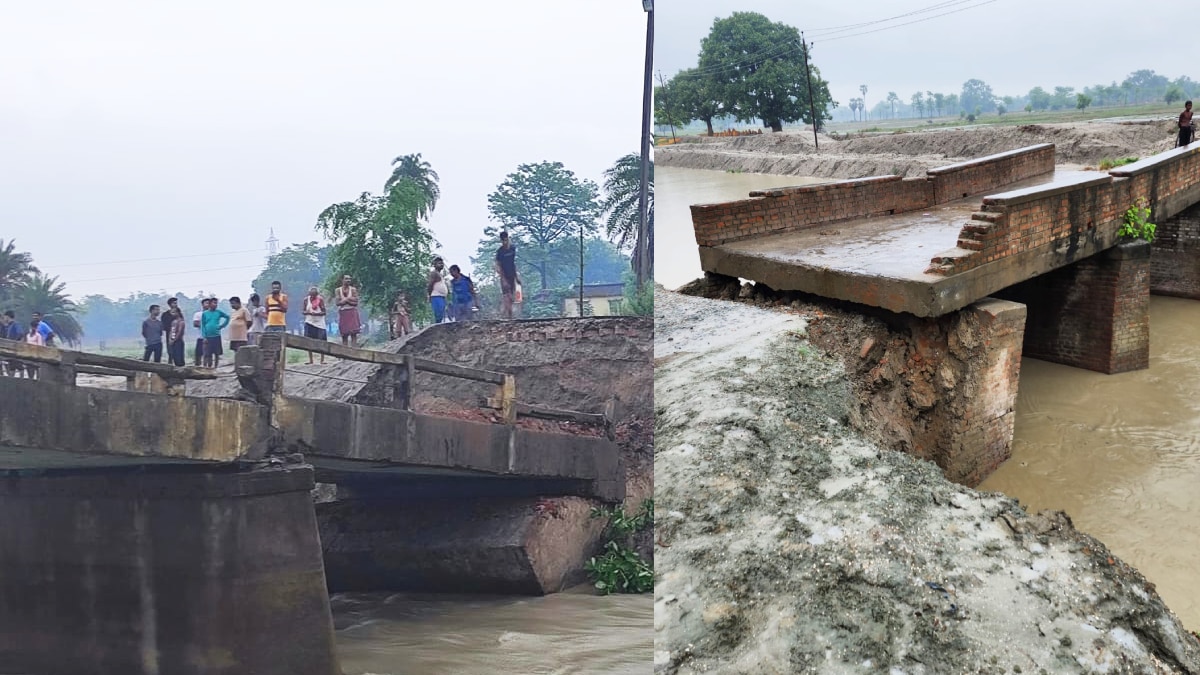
(2, 153, 652, 349)
(654, 11, 1198, 134)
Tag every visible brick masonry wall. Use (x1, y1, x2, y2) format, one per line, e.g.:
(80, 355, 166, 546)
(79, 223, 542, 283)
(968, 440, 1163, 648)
(928, 143, 1055, 205)
(691, 175, 934, 247)
(692, 144, 1059, 248)
(1150, 201, 1200, 299)
(930, 144, 1200, 276)
(993, 242, 1150, 374)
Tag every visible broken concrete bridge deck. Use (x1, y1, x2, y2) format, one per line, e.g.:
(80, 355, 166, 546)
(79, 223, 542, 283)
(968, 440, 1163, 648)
(699, 169, 1098, 318)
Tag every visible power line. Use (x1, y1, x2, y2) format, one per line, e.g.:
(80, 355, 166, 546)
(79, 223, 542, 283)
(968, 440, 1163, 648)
(818, 0, 1001, 42)
(668, 0, 1001, 79)
(42, 247, 270, 267)
(64, 263, 267, 284)
(806, 0, 981, 36)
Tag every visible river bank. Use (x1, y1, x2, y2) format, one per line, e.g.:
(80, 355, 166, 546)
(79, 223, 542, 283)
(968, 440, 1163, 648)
(657, 120, 1177, 179)
(654, 287, 1200, 673)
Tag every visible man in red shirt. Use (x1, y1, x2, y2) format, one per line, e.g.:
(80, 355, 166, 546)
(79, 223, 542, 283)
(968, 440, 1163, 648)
(1179, 101, 1194, 148)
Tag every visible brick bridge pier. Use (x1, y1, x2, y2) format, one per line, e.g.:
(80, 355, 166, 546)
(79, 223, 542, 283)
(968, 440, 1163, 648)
(691, 142, 1200, 486)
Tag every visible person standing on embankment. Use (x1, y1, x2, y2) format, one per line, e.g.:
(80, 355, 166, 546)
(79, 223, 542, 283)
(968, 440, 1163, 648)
(1179, 100, 1194, 147)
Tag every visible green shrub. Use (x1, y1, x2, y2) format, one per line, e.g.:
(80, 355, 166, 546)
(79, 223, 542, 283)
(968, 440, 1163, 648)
(1099, 157, 1139, 170)
(1119, 197, 1156, 242)
(586, 499, 653, 595)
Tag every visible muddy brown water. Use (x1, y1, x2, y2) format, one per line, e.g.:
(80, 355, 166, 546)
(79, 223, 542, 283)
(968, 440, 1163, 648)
(981, 295, 1200, 631)
(661, 167, 1200, 632)
(332, 588, 652, 674)
(656, 166, 828, 290)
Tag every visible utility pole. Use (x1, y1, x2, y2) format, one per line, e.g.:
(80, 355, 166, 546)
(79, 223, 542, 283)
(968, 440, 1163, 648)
(800, 33, 820, 152)
(636, 0, 654, 289)
(579, 222, 585, 316)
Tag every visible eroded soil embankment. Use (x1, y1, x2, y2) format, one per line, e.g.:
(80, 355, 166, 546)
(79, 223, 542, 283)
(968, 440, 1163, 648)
(654, 288, 1200, 673)
(657, 120, 1177, 179)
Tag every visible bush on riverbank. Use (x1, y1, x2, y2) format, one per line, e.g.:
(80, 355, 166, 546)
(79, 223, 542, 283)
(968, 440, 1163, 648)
(585, 499, 653, 594)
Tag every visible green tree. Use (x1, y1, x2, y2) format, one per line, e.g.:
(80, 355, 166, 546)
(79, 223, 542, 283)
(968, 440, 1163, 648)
(600, 154, 653, 282)
(1122, 70, 1169, 104)
(1076, 93, 1093, 111)
(1028, 86, 1051, 111)
(317, 181, 438, 323)
(485, 161, 600, 290)
(12, 272, 83, 346)
(961, 79, 996, 115)
(670, 68, 725, 136)
(384, 153, 440, 220)
(997, 103, 1007, 116)
(653, 80, 688, 132)
(911, 92, 925, 118)
(250, 242, 332, 330)
(0, 239, 37, 304)
(933, 93, 946, 117)
(698, 12, 835, 132)
(1165, 85, 1185, 105)
(945, 93, 960, 115)
(886, 91, 899, 118)
(859, 84, 868, 120)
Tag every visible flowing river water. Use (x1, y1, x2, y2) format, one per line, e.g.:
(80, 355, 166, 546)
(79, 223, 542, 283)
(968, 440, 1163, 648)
(658, 165, 1200, 631)
(332, 588, 652, 674)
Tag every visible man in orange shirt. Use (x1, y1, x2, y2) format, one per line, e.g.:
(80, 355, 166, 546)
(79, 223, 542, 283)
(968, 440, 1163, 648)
(265, 281, 288, 333)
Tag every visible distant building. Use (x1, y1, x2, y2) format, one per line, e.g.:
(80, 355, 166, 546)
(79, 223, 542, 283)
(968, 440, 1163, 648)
(563, 283, 626, 317)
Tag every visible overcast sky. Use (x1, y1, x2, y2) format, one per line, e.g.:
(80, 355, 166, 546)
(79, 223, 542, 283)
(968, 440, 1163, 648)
(656, 0, 1189, 114)
(1, 2, 647, 301)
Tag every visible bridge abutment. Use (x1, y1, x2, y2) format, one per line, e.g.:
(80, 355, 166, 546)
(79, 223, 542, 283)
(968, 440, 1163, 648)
(0, 463, 339, 675)
(996, 240, 1151, 374)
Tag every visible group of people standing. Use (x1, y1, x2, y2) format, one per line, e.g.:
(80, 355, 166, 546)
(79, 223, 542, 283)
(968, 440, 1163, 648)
(0, 310, 57, 378)
(139, 277, 365, 369)
(426, 230, 522, 323)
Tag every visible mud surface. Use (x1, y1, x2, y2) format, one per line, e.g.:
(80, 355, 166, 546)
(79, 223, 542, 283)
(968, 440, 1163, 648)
(654, 288, 1200, 673)
(658, 121, 1176, 179)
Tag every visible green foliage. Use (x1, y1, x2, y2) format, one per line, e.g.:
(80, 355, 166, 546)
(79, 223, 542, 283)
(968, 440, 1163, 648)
(600, 154, 652, 264)
(317, 176, 438, 323)
(9, 272, 83, 346)
(1076, 93, 1093, 111)
(961, 78, 996, 114)
(1165, 85, 1185, 105)
(667, 68, 726, 136)
(384, 153, 440, 220)
(1025, 103, 1033, 113)
(250, 242, 332, 330)
(997, 104, 1007, 116)
(967, 113, 977, 123)
(586, 499, 654, 595)
(585, 541, 653, 595)
(1098, 157, 1139, 170)
(1119, 197, 1156, 242)
(699, 12, 835, 132)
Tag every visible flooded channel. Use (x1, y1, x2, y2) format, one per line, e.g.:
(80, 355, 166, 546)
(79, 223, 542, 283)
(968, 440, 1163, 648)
(660, 166, 1200, 632)
(655, 166, 828, 290)
(980, 295, 1200, 631)
(333, 588, 652, 674)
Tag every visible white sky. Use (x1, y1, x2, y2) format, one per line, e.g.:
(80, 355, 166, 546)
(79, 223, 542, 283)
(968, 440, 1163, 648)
(656, 0, 1190, 116)
(1, 1, 647, 301)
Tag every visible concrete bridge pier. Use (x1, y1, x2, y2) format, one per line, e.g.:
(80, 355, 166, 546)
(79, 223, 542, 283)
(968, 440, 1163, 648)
(0, 462, 340, 675)
(996, 240, 1151, 374)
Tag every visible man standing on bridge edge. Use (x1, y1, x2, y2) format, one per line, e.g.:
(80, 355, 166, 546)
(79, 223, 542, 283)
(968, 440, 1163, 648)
(494, 231, 520, 320)
(141, 304, 163, 363)
(1179, 100, 1194, 148)
(200, 296, 230, 369)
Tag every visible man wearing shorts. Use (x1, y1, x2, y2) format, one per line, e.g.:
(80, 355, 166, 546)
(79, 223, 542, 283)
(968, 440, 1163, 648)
(302, 286, 328, 364)
(200, 296, 230, 369)
(265, 281, 288, 333)
(493, 231, 520, 320)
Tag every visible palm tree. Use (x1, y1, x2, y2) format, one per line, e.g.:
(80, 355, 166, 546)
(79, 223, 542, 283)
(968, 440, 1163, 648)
(0, 239, 37, 304)
(859, 84, 868, 121)
(12, 272, 83, 346)
(600, 153, 653, 279)
(887, 92, 899, 119)
(384, 153, 440, 220)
